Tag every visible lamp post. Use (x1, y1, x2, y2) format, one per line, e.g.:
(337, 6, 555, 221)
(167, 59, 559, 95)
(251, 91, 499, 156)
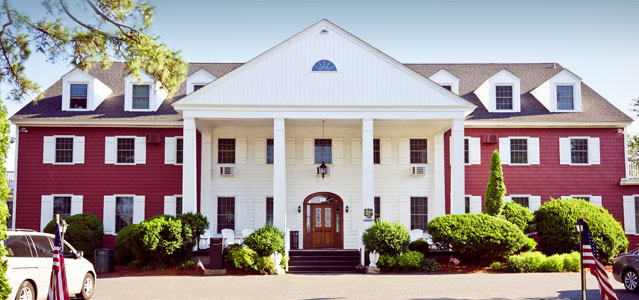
(575, 218, 586, 300)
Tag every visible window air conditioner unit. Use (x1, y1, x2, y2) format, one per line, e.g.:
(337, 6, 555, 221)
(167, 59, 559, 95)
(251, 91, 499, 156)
(411, 166, 426, 176)
(146, 133, 161, 143)
(220, 166, 235, 176)
(483, 134, 498, 144)
(316, 166, 330, 176)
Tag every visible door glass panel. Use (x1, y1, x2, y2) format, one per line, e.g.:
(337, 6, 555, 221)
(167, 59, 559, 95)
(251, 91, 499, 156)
(315, 207, 322, 227)
(306, 205, 311, 231)
(325, 208, 331, 227)
(336, 210, 340, 233)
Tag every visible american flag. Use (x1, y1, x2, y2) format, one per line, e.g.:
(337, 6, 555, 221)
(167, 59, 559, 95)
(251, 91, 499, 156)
(580, 219, 618, 300)
(47, 222, 70, 300)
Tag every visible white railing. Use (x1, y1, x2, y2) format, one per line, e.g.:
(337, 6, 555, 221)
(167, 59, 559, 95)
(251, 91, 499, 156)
(6, 171, 14, 188)
(629, 162, 639, 178)
(358, 229, 365, 267)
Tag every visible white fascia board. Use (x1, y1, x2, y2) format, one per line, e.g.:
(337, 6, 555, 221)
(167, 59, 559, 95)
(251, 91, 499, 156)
(464, 120, 631, 128)
(173, 19, 475, 109)
(10, 119, 183, 127)
(181, 107, 468, 120)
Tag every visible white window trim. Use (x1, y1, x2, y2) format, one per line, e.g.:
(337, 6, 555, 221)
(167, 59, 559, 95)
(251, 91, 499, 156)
(494, 84, 517, 113)
(175, 136, 184, 166)
(214, 195, 236, 237)
(554, 83, 578, 112)
(216, 137, 238, 165)
(567, 136, 592, 166)
(66, 81, 91, 111)
(313, 137, 335, 165)
(52, 135, 76, 165)
(129, 84, 152, 111)
(114, 136, 138, 166)
(623, 195, 639, 235)
(408, 137, 429, 166)
(41, 194, 82, 231)
(507, 136, 532, 166)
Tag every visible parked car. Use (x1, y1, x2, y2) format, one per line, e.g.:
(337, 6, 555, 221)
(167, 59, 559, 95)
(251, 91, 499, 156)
(612, 247, 639, 293)
(3, 229, 96, 300)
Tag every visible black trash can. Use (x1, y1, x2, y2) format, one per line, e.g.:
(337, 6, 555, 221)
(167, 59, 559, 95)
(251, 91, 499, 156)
(93, 248, 114, 274)
(209, 237, 225, 269)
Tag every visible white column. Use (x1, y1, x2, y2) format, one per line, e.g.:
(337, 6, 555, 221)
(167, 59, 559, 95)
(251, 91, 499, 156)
(450, 118, 465, 214)
(273, 118, 287, 232)
(432, 132, 445, 220)
(182, 117, 198, 213)
(362, 119, 374, 230)
(200, 131, 212, 233)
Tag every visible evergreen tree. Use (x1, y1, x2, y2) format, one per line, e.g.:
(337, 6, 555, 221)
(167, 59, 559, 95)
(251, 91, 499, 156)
(484, 150, 507, 216)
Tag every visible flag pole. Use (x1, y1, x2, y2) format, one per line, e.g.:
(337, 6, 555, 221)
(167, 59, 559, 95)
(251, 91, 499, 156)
(577, 216, 586, 300)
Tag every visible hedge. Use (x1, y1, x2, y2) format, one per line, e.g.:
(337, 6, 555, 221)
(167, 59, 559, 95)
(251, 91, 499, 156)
(427, 213, 534, 262)
(114, 224, 138, 266)
(501, 201, 534, 232)
(243, 224, 284, 257)
(507, 251, 580, 273)
(534, 198, 628, 264)
(44, 214, 103, 259)
(133, 215, 189, 266)
(362, 220, 410, 255)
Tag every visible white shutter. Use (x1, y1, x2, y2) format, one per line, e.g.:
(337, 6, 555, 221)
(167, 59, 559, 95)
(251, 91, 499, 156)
(590, 196, 602, 207)
(588, 137, 600, 165)
(254, 196, 266, 227)
(333, 138, 343, 164)
(164, 195, 176, 216)
(104, 137, 117, 164)
(40, 195, 54, 231)
(528, 138, 540, 165)
(73, 136, 85, 164)
(103, 195, 116, 234)
(529, 196, 542, 212)
(469, 137, 481, 165)
(559, 138, 571, 165)
(236, 138, 247, 164)
(499, 138, 511, 164)
(133, 195, 145, 224)
(399, 197, 411, 230)
(303, 138, 313, 164)
(470, 196, 482, 213)
(351, 138, 361, 165)
(164, 137, 177, 164)
(285, 138, 295, 165)
(71, 195, 83, 215)
(398, 138, 409, 165)
(134, 137, 146, 164)
(254, 138, 266, 165)
(381, 138, 392, 164)
(503, 195, 512, 203)
(623, 196, 636, 234)
(236, 197, 246, 231)
(43, 136, 55, 164)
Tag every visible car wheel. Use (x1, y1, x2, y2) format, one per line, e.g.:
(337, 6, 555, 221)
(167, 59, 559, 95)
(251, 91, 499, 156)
(624, 269, 639, 292)
(15, 281, 35, 300)
(78, 273, 95, 299)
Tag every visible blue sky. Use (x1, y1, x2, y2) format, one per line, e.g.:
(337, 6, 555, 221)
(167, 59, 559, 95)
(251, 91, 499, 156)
(2, 0, 639, 170)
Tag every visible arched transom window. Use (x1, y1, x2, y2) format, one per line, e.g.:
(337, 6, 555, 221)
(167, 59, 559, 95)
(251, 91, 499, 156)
(312, 60, 337, 72)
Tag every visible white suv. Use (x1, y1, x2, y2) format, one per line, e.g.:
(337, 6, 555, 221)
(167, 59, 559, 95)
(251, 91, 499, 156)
(4, 230, 96, 300)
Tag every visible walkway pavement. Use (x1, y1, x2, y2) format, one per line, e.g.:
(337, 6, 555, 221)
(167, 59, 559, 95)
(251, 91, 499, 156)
(92, 272, 635, 300)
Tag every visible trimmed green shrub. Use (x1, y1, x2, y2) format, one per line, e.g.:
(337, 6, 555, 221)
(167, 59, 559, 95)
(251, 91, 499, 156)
(134, 216, 187, 266)
(422, 258, 442, 272)
(44, 214, 103, 259)
(225, 247, 258, 271)
(397, 251, 424, 271)
(427, 214, 530, 262)
(243, 224, 284, 257)
(508, 251, 546, 273)
(562, 252, 581, 272)
(178, 212, 209, 245)
(179, 260, 195, 271)
(484, 150, 506, 216)
(0, 198, 10, 300)
(408, 240, 430, 255)
(489, 261, 503, 271)
(114, 224, 138, 266)
(521, 236, 538, 252)
(502, 201, 534, 232)
(377, 254, 398, 271)
(362, 220, 410, 255)
(254, 256, 275, 275)
(540, 254, 564, 272)
(535, 198, 628, 264)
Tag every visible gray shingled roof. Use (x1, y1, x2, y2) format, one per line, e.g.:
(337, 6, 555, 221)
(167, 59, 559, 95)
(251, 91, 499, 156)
(10, 62, 632, 124)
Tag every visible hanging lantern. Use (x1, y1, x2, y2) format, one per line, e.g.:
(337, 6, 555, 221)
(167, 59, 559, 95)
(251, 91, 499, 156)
(318, 161, 328, 179)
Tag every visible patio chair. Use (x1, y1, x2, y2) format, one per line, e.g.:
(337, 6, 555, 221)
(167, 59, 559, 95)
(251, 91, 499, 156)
(221, 228, 235, 247)
(410, 229, 423, 242)
(239, 228, 254, 244)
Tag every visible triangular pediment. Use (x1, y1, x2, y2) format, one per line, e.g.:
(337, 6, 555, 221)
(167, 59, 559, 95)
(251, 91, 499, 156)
(174, 20, 474, 109)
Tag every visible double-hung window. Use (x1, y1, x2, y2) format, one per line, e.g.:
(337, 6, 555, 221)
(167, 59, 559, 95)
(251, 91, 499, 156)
(495, 85, 513, 110)
(410, 139, 427, 164)
(464, 196, 470, 214)
(55, 137, 74, 163)
(510, 139, 528, 164)
(115, 196, 133, 233)
(176, 138, 184, 164)
(53, 196, 71, 217)
(464, 138, 469, 164)
(69, 84, 88, 109)
(218, 139, 236, 164)
(557, 85, 574, 110)
(373, 139, 380, 164)
(374, 197, 381, 221)
(175, 196, 183, 218)
(132, 85, 150, 109)
(217, 197, 235, 233)
(266, 197, 274, 225)
(117, 138, 135, 164)
(314, 139, 332, 164)
(266, 139, 274, 164)
(571, 138, 588, 164)
(511, 196, 529, 208)
(410, 197, 428, 231)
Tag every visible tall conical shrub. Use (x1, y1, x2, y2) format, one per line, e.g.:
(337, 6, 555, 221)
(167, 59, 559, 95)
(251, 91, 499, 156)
(484, 150, 506, 216)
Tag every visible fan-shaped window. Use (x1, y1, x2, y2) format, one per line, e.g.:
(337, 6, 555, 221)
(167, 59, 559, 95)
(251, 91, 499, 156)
(312, 60, 337, 72)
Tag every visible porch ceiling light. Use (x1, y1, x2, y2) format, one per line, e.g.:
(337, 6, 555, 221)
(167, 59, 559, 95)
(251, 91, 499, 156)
(318, 161, 328, 179)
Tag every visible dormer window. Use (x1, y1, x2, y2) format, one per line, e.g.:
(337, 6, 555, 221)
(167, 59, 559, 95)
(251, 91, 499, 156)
(193, 84, 205, 91)
(186, 69, 216, 95)
(495, 85, 513, 110)
(441, 85, 452, 91)
(556, 85, 574, 110)
(132, 85, 150, 109)
(69, 84, 88, 109)
(428, 69, 460, 95)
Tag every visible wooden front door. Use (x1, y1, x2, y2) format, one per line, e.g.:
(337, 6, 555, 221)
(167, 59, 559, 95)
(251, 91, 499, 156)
(311, 204, 335, 248)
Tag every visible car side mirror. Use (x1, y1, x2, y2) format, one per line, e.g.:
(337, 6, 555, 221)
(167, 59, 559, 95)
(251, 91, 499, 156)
(75, 251, 84, 259)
